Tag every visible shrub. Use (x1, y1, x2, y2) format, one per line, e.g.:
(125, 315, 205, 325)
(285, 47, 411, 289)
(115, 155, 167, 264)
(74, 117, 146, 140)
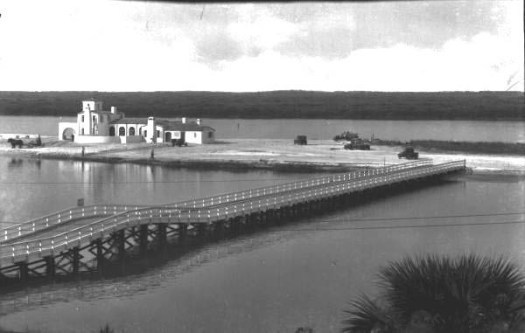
(343, 255, 525, 333)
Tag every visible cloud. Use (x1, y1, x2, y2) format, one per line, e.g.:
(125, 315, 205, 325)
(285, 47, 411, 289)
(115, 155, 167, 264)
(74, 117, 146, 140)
(0, 1, 522, 91)
(194, 31, 243, 64)
(277, 26, 355, 59)
(203, 30, 523, 92)
(227, 9, 299, 51)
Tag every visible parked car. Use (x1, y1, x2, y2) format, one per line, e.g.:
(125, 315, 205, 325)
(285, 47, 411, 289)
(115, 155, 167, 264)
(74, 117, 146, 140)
(171, 139, 187, 147)
(344, 138, 371, 150)
(294, 135, 307, 145)
(398, 146, 419, 159)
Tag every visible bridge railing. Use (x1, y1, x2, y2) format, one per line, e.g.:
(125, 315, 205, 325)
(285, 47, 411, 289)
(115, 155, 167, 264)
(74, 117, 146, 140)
(0, 160, 464, 265)
(0, 206, 185, 264)
(170, 159, 433, 209)
(0, 160, 432, 243)
(176, 160, 466, 222)
(0, 205, 143, 244)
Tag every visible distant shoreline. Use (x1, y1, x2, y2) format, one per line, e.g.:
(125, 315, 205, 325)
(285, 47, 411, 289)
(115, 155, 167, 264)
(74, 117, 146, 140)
(1, 91, 523, 121)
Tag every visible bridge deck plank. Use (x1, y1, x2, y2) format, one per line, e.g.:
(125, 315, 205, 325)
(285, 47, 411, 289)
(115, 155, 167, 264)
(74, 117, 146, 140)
(3, 216, 108, 245)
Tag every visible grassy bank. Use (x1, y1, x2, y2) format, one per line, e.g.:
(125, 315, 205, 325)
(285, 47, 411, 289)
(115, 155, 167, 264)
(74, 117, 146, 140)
(1, 91, 524, 120)
(37, 154, 359, 173)
(374, 139, 525, 155)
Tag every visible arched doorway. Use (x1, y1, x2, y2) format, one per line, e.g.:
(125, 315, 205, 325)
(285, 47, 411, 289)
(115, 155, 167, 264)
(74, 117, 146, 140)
(129, 127, 135, 136)
(119, 127, 125, 136)
(62, 128, 75, 140)
(109, 127, 115, 136)
(165, 132, 171, 142)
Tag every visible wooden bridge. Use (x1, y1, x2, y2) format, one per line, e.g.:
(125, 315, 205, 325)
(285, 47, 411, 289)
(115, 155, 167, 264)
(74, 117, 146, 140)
(0, 160, 466, 283)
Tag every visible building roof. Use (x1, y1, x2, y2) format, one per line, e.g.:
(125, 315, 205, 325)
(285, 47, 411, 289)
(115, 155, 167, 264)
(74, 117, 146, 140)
(110, 118, 215, 132)
(110, 118, 147, 125)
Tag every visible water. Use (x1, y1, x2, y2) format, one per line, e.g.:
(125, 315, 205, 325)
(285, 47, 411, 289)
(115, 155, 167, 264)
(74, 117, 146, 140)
(1, 116, 525, 142)
(0, 157, 322, 225)
(0, 156, 524, 332)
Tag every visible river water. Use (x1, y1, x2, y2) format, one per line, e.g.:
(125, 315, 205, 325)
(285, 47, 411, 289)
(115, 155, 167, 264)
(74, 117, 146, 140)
(1, 116, 525, 142)
(0, 155, 524, 333)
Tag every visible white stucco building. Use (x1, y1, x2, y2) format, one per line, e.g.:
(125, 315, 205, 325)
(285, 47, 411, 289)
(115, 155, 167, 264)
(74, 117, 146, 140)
(58, 100, 215, 144)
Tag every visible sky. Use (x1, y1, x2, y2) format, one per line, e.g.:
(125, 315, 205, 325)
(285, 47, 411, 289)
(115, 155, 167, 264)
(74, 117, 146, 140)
(0, 0, 523, 92)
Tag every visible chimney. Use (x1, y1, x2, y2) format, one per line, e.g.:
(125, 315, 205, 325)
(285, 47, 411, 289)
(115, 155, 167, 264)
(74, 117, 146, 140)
(111, 106, 117, 114)
(196, 118, 201, 125)
(182, 117, 186, 124)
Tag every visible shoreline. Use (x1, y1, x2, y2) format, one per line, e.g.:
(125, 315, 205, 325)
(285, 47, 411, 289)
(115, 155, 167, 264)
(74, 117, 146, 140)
(1, 138, 524, 175)
(0, 149, 364, 173)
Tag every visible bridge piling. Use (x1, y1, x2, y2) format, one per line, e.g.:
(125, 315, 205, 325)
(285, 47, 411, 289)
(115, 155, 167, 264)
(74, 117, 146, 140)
(95, 239, 105, 273)
(244, 213, 258, 230)
(17, 262, 28, 282)
(211, 221, 225, 239)
(230, 217, 243, 235)
(72, 247, 80, 276)
(178, 223, 188, 241)
(45, 256, 55, 279)
(116, 230, 126, 261)
(139, 225, 149, 254)
(156, 224, 167, 251)
(195, 224, 208, 238)
(256, 212, 268, 227)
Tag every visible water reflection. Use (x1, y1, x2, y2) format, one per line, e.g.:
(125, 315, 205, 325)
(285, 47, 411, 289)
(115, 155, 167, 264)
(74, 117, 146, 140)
(0, 156, 318, 223)
(0, 229, 293, 317)
(7, 158, 24, 168)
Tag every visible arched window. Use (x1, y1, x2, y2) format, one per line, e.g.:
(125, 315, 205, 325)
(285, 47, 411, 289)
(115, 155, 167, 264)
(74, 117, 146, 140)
(109, 127, 115, 136)
(129, 127, 135, 136)
(62, 128, 75, 140)
(119, 127, 125, 136)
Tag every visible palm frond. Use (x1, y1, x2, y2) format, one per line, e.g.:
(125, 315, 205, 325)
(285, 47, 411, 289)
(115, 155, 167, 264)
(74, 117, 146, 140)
(342, 295, 394, 333)
(357, 254, 525, 332)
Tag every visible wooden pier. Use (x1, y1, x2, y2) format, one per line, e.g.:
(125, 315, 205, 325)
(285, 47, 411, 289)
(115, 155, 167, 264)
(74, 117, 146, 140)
(0, 160, 466, 284)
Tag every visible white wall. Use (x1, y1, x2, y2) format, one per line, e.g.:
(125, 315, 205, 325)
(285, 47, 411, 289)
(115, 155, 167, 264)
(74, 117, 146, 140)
(156, 126, 164, 143)
(74, 135, 120, 144)
(185, 130, 215, 144)
(185, 131, 202, 144)
(120, 136, 145, 144)
(162, 130, 215, 144)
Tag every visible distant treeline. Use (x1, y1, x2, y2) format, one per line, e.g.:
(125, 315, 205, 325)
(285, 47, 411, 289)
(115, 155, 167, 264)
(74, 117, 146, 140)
(0, 91, 524, 120)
